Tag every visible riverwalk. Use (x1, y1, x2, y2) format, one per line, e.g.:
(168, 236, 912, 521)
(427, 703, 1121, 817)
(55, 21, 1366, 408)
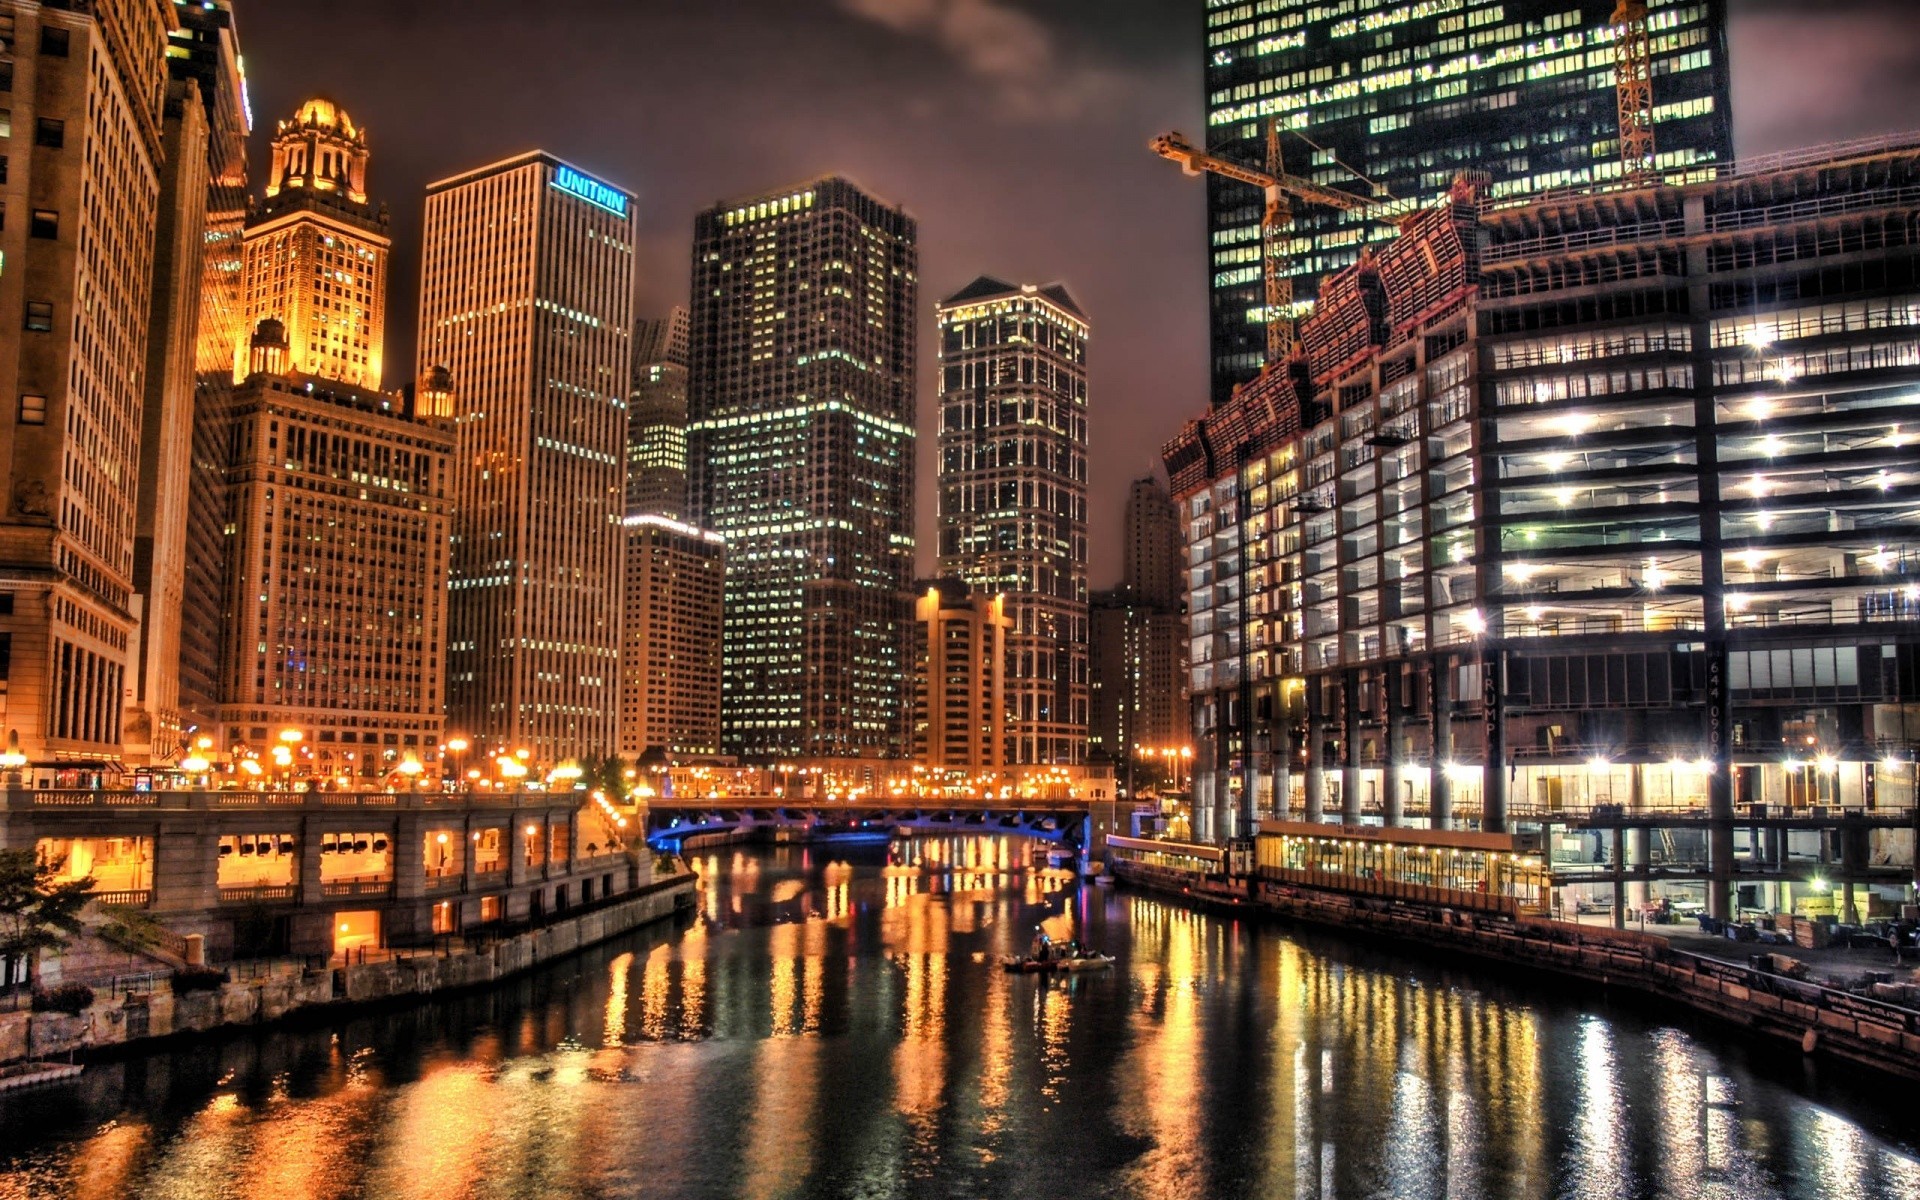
(1111, 863, 1920, 1081)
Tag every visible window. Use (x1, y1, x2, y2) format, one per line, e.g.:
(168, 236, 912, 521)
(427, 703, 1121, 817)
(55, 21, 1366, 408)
(28, 209, 53, 239)
(0, 62, 11, 93)
(23, 302, 50, 332)
(38, 27, 68, 57)
(33, 118, 61, 148)
(18, 393, 45, 425)
(0, 109, 9, 138)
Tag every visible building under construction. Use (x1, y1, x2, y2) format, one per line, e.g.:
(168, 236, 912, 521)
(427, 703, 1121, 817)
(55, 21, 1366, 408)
(1165, 136, 1920, 919)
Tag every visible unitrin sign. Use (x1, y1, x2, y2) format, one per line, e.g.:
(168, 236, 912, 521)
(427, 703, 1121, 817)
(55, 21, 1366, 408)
(552, 165, 629, 217)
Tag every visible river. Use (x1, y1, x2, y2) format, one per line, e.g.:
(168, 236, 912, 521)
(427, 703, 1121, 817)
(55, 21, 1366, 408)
(0, 834, 1916, 1199)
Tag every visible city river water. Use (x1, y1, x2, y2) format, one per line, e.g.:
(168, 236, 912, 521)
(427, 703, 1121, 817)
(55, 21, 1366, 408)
(1, 835, 1918, 1199)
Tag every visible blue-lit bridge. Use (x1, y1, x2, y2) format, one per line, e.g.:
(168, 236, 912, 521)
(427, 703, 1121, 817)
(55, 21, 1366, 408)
(642, 794, 1099, 854)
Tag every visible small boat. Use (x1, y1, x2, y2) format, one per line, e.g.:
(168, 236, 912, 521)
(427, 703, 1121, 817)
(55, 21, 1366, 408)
(1057, 953, 1114, 972)
(999, 948, 1114, 974)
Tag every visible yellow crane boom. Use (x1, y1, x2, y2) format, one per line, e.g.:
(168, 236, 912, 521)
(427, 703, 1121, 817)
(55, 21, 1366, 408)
(1613, 0, 1656, 181)
(1152, 124, 1391, 370)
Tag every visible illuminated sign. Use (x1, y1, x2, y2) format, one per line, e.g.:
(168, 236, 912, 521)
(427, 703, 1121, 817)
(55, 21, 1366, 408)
(551, 165, 629, 217)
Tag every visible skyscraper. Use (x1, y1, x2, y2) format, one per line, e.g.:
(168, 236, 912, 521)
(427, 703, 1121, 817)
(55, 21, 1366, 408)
(1122, 476, 1183, 610)
(688, 178, 917, 760)
(127, 75, 213, 767)
(935, 278, 1089, 764)
(420, 153, 637, 764)
(619, 515, 724, 761)
(913, 582, 1011, 769)
(171, 0, 251, 736)
(0, 0, 172, 762)
(216, 325, 453, 776)
(1202, 0, 1734, 403)
(627, 308, 689, 520)
(240, 99, 389, 390)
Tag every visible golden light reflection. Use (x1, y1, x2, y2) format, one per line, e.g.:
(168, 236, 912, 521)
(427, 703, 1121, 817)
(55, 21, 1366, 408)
(738, 1039, 821, 1200)
(1115, 895, 1207, 1194)
(603, 951, 635, 1045)
(358, 1061, 496, 1200)
(66, 1118, 150, 1200)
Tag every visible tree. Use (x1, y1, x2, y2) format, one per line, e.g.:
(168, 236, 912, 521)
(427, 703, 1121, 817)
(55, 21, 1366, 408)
(583, 754, 631, 800)
(0, 849, 94, 990)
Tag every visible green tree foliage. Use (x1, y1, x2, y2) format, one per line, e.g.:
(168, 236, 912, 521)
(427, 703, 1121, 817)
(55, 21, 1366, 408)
(0, 849, 94, 988)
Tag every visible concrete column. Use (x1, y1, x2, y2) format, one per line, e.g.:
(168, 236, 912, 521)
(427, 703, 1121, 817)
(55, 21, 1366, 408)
(1341, 675, 1362, 827)
(393, 812, 427, 903)
(153, 818, 217, 915)
(1304, 710, 1327, 824)
(1841, 818, 1863, 925)
(1383, 669, 1406, 829)
(1481, 652, 1507, 834)
(1431, 661, 1454, 831)
(1612, 826, 1627, 931)
(1626, 764, 1649, 910)
(1707, 763, 1736, 923)
(1271, 741, 1292, 823)
(298, 814, 326, 906)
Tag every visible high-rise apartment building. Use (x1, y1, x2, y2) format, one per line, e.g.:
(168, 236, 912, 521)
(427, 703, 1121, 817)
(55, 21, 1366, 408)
(688, 177, 917, 760)
(1089, 592, 1188, 775)
(0, 0, 172, 762)
(935, 278, 1089, 764)
(628, 309, 689, 520)
(1164, 141, 1920, 896)
(420, 153, 636, 764)
(914, 583, 1011, 769)
(1202, 0, 1734, 403)
(1122, 475, 1183, 610)
(216, 326, 453, 776)
(240, 99, 389, 390)
(171, 0, 250, 734)
(619, 515, 724, 761)
(126, 77, 212, 766)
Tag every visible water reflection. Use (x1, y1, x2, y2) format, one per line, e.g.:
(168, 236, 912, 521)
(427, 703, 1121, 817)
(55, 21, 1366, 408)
(1, 834, 1918, 1199)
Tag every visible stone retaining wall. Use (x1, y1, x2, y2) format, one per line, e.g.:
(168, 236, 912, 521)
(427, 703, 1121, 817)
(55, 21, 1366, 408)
(0, 875, 694, 1065)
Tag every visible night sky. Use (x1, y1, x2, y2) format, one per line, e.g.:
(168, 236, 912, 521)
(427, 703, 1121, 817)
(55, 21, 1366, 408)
(242, 0, 1920, 586)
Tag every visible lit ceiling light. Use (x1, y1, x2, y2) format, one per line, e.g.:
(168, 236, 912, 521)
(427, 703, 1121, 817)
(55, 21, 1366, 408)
(1555, 487, 1575, 506)
(1553, 413, 1595, 436)
(1524, 605, 1544, 620)
(1461, 608, 1487, 634)
(1744, 326, 1775, 351)
(1504, 562, 1536, 581)
(1745, 397, 1773, 420)
(1747, 474, 1769, 497)
(1726, 593, 1750, 611)
(1542, 451, 1571, 470)
(1755, 511, 1775, 530)
(1761, 435, 1782, 456)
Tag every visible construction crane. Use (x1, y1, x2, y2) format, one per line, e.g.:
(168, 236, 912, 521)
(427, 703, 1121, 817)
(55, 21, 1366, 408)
(1613, 0, 1656, 181)
(1152, 121, 1392, 370)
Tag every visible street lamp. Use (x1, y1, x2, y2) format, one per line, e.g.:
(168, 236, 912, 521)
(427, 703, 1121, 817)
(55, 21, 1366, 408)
(0, 729, 26, 789)
(445, 736, 470, 791)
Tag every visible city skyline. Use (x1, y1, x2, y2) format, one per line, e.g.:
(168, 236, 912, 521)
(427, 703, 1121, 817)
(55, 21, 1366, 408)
(239, 0, 1920, 588)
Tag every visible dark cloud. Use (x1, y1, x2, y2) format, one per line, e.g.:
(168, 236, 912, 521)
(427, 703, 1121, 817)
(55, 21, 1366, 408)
(241, 0, 1912, 585)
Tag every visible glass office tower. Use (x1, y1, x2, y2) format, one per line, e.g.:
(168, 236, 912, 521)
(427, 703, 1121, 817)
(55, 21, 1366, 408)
(1203, 0, 1734, 404)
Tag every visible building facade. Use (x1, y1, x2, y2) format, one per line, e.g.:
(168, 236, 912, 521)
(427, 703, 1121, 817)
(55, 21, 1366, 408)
(1089, 592, 1189, 780)
(935, 278, 1089, 764)
(240, 99, 389, 390)
(913, 583, 1011, 768)
(215, 330, 453, 778)
(619, 515, 724, 761)
(172, 0, 251, 735)
(127, 77, 211, 766)
(1202, 0, 1735, 403)
(1122, 475, 1184, 610)
(0, 0, 172, 764)
(688, 177, 917, 760)
(628, 308, 689, 520)
(1165, 140, 1920, 924)
(420, 153, 636, 764)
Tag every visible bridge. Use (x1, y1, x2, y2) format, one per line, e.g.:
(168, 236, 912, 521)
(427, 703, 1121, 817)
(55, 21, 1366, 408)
(642, 794, 1099, 853)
